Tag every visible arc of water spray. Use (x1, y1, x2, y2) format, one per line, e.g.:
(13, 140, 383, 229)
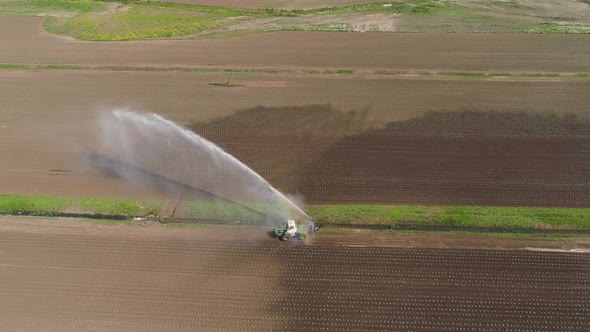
(269, 187, 313, 221)
(113, 111, 313, 221)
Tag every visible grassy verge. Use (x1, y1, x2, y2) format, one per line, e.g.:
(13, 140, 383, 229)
(182, 200, 283, 223)
(317, 227, 588, 238)
(373, 229, 588, 238)
(0, 0, 252, 40)
(0, 0, 102, 17)
(524, 22, 590, 34)
(440, 72, 590, 79)
(1, 194, 589, 234)
(0, 194, 162, 217)
(1, 63, 588, 80)
(297, 1, 451, 15)
(261, 23, 353, 33)
(48, 2, 245, 40)
(0, 194, 286, 224)
(307, 205, 590, 232)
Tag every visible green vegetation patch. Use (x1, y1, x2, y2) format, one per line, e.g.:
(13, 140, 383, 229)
(1, 63, 588, 81)
(0, 194, 162, 217)
(2, 1, 590, 40)
(445, 72, 488, 78)
(0, 0, 485, 41)
(0, 194, 287, 224)
(182, 201, 281, 223)
(2, 195, 590, 233)
(308, 204, 590, 231)
(524, 22, 590, 34)
(0, 0, 253, 40)
(0, 64, 28, 70)
(298, 0, 451, 15)
(209, 82, 243, 87)
(265, 22, 353, 32)
(0, 0, 102, 17)
(53, 2, 244, 40)
(375, 228, 587, 238)
(442, 72, 589, 79)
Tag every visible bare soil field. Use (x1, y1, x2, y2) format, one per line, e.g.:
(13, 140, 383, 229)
(193, 105, 590, 207)
(0, 16, 589, 207)
(1, 17, 590, 72)
(1, 70, 589, 206)
(1, 218, 589, 331)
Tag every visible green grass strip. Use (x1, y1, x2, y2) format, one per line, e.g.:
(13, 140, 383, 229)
(1, 194, 589, 232)
(0, 194, 162, 217)
(0, 0, 102, 16)
(307, 204, 590, 231)
(1, 63, 588, 80)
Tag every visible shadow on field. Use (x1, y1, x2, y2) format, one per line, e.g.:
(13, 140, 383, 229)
(86, 153, 270, 220)
(88, 153, 219, 200)
(190, 107, 590, 207)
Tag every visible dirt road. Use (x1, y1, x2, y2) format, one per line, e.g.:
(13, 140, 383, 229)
(1, 218, 588, 331)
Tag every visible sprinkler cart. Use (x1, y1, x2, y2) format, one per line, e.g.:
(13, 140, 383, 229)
(274, 219, 321, 241)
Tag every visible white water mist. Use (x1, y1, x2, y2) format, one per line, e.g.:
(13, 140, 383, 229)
(94, 109, 309, 222)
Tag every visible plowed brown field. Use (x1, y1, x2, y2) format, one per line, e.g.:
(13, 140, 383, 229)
(2, 70, 589, 205)
(1, 219, 589, 331)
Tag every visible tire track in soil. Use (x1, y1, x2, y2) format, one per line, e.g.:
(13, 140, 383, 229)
(1, 232, 589, 331)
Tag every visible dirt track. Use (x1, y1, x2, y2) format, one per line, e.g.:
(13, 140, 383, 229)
(1, 219, 589, 331)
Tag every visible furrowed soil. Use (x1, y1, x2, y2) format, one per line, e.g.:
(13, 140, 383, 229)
(2, 72, 590, 205)
(1, 217, 589, 331)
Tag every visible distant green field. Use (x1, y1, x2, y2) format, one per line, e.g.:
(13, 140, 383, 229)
(0, 0, 102, 16)
(0, 0, 588, 40)
(50, 2, 245, 40)
(1, 194, 589, 233)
